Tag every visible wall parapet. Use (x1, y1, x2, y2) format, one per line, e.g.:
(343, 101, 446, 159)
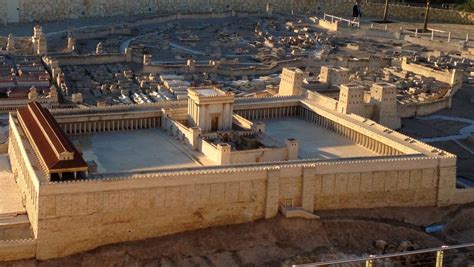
(39, 154, 435, 186)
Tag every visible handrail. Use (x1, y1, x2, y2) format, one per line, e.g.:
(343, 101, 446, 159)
(294, 242, 474, 266)
(323, 13, 360, 28)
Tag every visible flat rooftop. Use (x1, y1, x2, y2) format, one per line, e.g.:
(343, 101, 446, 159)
(262, 118, 379, 160)
(194, 88, 226, 97)
(71, 129, 201, 173)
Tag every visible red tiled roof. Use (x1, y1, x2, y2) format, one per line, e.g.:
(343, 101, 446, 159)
(17, 102, 87, 173)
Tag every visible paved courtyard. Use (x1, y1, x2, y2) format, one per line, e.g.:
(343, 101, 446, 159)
(71, 129, 201, 173)
(263, 118, 378, 160)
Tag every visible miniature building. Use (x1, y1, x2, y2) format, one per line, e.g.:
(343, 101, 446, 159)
(337, 83, 365, 116)
(32, 25, 47, 55)
(279, 67, 304, 96)
(266, 3, 274, 16)
(319, 66, 350, 87)
(370, 82, 401, 129)
(143, 54, 152, 65)
(187, 87, 235, 132)
(16, 102, 88, 181)
(28, 86, 38, 100)
(96, 42, 104, 54)
(6, 34, 15, 51)
(71, 93, 83, 103)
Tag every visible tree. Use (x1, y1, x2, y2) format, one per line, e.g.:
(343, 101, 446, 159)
(382, 0, 389, 22)
(423, 0, 431, 31)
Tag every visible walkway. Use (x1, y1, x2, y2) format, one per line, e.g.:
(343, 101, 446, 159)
(418, 115, 474, 155)
(0, 155, 26, 219)
(418, 115, 474, 143)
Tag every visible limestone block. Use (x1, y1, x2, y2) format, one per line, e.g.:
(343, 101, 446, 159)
(210, 183, 225, 204)
(71, 194, 88, 215)
(421, 169, 436, 188)
(88, 192, 103, 214)
(165, 186, 180, 207)
(225, 182, 240, 203)
(181, 184, 196, 206)
(335, 173, 348, 193)
(56, 195, 72, 216)
(360, 172, 373, 192)
(314, 175, 322, 194)
(409, 170, 422, 189)
(150, 187, 165, 207)
(134, 189, 151, 209)
(347, 173, 361, 193)
(238, 181, 252, 202)
(372, 172, 385, 191)
(321, 174, 336, 195)
(385, 171, 398, 191)
(196, 184, 211, 205)
(397, 170, 410, 190)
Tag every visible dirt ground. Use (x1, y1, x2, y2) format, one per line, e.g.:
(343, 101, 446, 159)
(1, 204, 473, 267)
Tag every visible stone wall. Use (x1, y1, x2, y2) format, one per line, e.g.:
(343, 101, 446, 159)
(34, 155, 443, 259)
(398, 97, 451, 118)
(8, 115, 42, 238)
(0, 0, 471, 24)
(0, 239, 36, 261)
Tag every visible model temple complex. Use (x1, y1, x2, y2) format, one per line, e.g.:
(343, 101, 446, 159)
(0, 0, 473, 263)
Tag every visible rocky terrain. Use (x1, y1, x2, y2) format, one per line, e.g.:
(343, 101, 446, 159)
(1, 204, 473, 267)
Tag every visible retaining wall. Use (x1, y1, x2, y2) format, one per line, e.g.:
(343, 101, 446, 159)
(0, 0, 472, 24)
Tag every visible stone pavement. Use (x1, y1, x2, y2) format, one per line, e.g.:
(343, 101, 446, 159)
(0, 155, 26, 219)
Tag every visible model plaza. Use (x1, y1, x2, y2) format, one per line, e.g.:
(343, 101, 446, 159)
(69, 87, 377, 173)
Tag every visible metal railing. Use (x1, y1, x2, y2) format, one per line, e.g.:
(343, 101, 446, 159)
(323, 13, 360, 28)
(292, 243, 474, 267)
(411, 27, 470, 43)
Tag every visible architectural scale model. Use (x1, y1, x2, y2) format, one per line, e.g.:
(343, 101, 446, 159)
(0, 0, 473, 262)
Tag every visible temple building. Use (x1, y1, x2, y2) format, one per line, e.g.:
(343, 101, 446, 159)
(16, 102, 88, 181)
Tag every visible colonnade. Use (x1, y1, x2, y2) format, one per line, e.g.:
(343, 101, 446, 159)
(60, 117, 161, 135)
(236, 105, 298, 121)
(299, 106, 403, 156)
(8, 123, 38, 210)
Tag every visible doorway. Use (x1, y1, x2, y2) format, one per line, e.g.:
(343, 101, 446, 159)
(211, 116, 219, 132)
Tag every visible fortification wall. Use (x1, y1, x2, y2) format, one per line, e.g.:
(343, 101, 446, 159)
(55, 54, 126, 66)
(398, 97, 451, 118)
(7, 116, 43, 238)
(34, 154, 444, 259)
(0, 0, 471, 24)
(451, 188, 474, 204)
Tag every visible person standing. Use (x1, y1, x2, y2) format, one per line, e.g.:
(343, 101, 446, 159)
(352, 0, 362, 23)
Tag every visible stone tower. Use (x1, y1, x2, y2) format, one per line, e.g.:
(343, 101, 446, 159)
(6, 34, 15, 51)
(67, 32, 75, 51)
(96, 42, 104, 55)
(279, 67, 304, 96)
(319, 66, 350, 87)
(32, 25, 47, 55)
(143, 54, 152, 65)
(337, 83, 365, 116)
(28, 86, 38, 100)
(187, 87, 235, 133)
(370, 82, 401, 129)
